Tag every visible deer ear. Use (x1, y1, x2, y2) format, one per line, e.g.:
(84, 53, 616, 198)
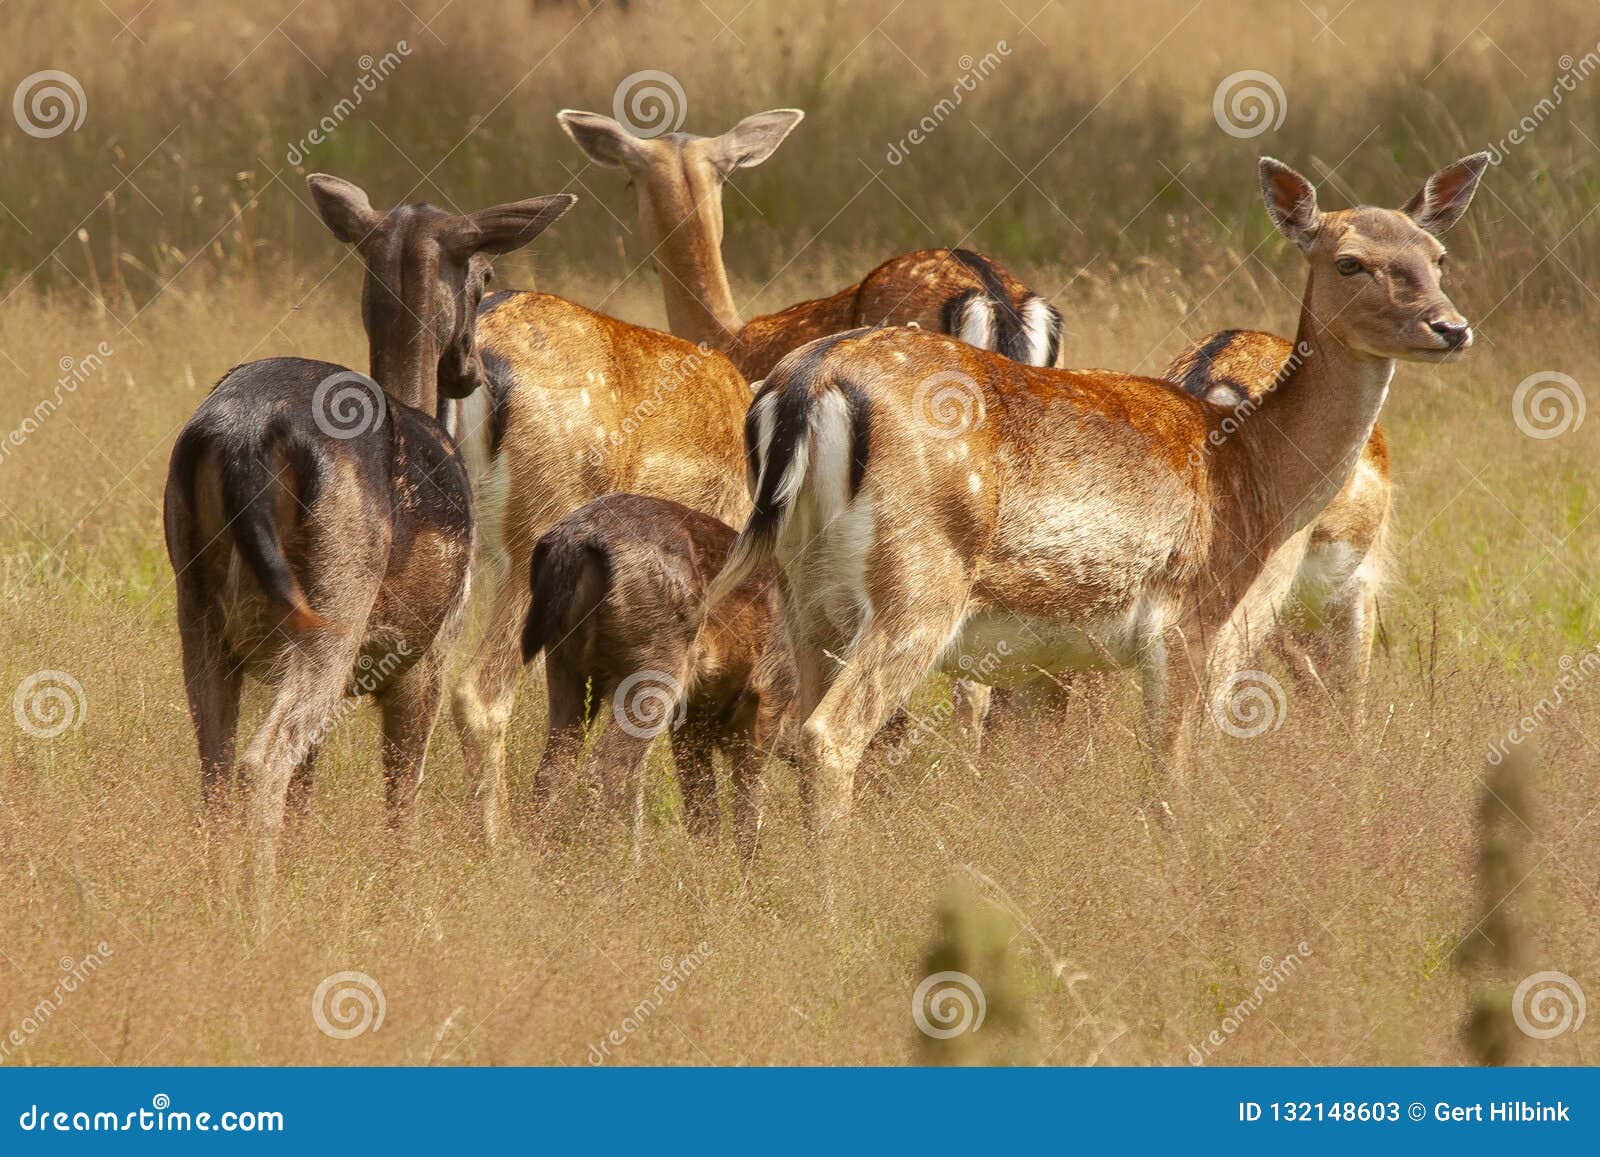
(307, 174, 381, 244)
(1258, 157, 1322, 251)
(557, 109, 646, 169)
(440, 193, 578, 258)
(704, 109, 805, 174)
(1402, 152, 1490, 236)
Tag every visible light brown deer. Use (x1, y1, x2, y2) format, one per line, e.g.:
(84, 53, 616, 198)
(441, 240, 755, 847)
(1166, 331, 1391, 720)
(557, 108, 1064, 380)
(520, 493, 792, 868)
(707, 153, 1487, 844)
(163, 176, 575, 888)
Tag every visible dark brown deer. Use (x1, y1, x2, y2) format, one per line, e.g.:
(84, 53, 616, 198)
(439, 255, 758, 852)
(162, 175, 574, 887)
(557, 108, 1064, 380)
(520, 493, 791, 868)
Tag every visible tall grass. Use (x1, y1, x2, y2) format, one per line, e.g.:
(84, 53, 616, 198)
(1, 0, 1596, 1065)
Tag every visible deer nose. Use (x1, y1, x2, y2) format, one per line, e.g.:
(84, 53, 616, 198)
(1427, 317, 1472, 349)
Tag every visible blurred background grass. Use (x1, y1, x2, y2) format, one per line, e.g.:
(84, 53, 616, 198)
(1, 0, 1598, 1065)
(2, 0, 1596, 315)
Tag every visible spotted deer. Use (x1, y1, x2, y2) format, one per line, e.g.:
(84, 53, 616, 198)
(163, 175, 575, 886)
(1166, 330, 1391, 720)
(520, 493, 791, 867)
(441, 235, 755, 848)
(557, 108, 1064, 381)
(707, 153, 1488, 845)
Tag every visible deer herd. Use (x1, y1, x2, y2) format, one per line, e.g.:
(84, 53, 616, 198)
(161, 98, 1489, 887)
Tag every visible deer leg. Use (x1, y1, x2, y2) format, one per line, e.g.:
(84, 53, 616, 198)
(800, 596, 970, 840)
(784, 618, 842, 826)
(1305, 576, 1378, 731)
(286, 743, 318, 818)
(176, 582, 241, 820)
(670, 714, 720, 843)
(727, 691, 782, 872)
(376, 653, 445, 827)
(238, 631, 363, 909)
(950, 679, 994, 753)
(728, 742, 767, 873)
(530, 659, 591, 826)
(453, 578, 533, 847)
(589, 717, 658, 864)
(1138, 618, 1203, 827)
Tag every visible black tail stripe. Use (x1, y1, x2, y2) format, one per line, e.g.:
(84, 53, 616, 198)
(747, 379, 812, 540)
(1041, 301, 1064, 367)
(941, 288, 983, 340)
(1180, 329, 1244, 396)
(950, 248, 1023, 355)
(480, 348, 514, 456)
(839, 381, 872, 499)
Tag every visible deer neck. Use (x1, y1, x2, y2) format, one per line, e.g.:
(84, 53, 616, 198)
(370, 330, 440, 419)
(650, 197, 744, 350)
(1233, 296, 1393, 547)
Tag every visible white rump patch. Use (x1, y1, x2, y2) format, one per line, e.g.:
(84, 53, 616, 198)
(951, 293, 997, 351)
(1017, 296, 1060, 367)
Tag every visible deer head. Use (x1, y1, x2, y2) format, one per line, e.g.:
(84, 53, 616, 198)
(307, 175, 576, 415)
(557, 107, 804, 341)
(1259, 153, 1489, 362)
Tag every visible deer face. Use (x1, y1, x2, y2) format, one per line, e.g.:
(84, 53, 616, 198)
(1259, 154, 1489, 362)
(307, 175, 575, 409)
(557, 107, 804, 267)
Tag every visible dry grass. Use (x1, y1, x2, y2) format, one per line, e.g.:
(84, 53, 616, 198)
(2, 0, 1598, 1065)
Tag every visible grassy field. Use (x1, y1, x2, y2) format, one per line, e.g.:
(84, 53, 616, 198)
(2, 0, 1598, 1065)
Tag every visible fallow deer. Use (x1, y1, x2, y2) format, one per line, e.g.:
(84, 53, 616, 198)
(557, 108, 1064, 380)
(440, 236, 755, 848)
(707, 153, 1487, 845)
(520, 493, 791, 867)
(1166, 331, 1391, 720)
(163, 175, 575, 886)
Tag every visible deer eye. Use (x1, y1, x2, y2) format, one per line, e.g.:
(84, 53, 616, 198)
(1335, 257, 1364, 276)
